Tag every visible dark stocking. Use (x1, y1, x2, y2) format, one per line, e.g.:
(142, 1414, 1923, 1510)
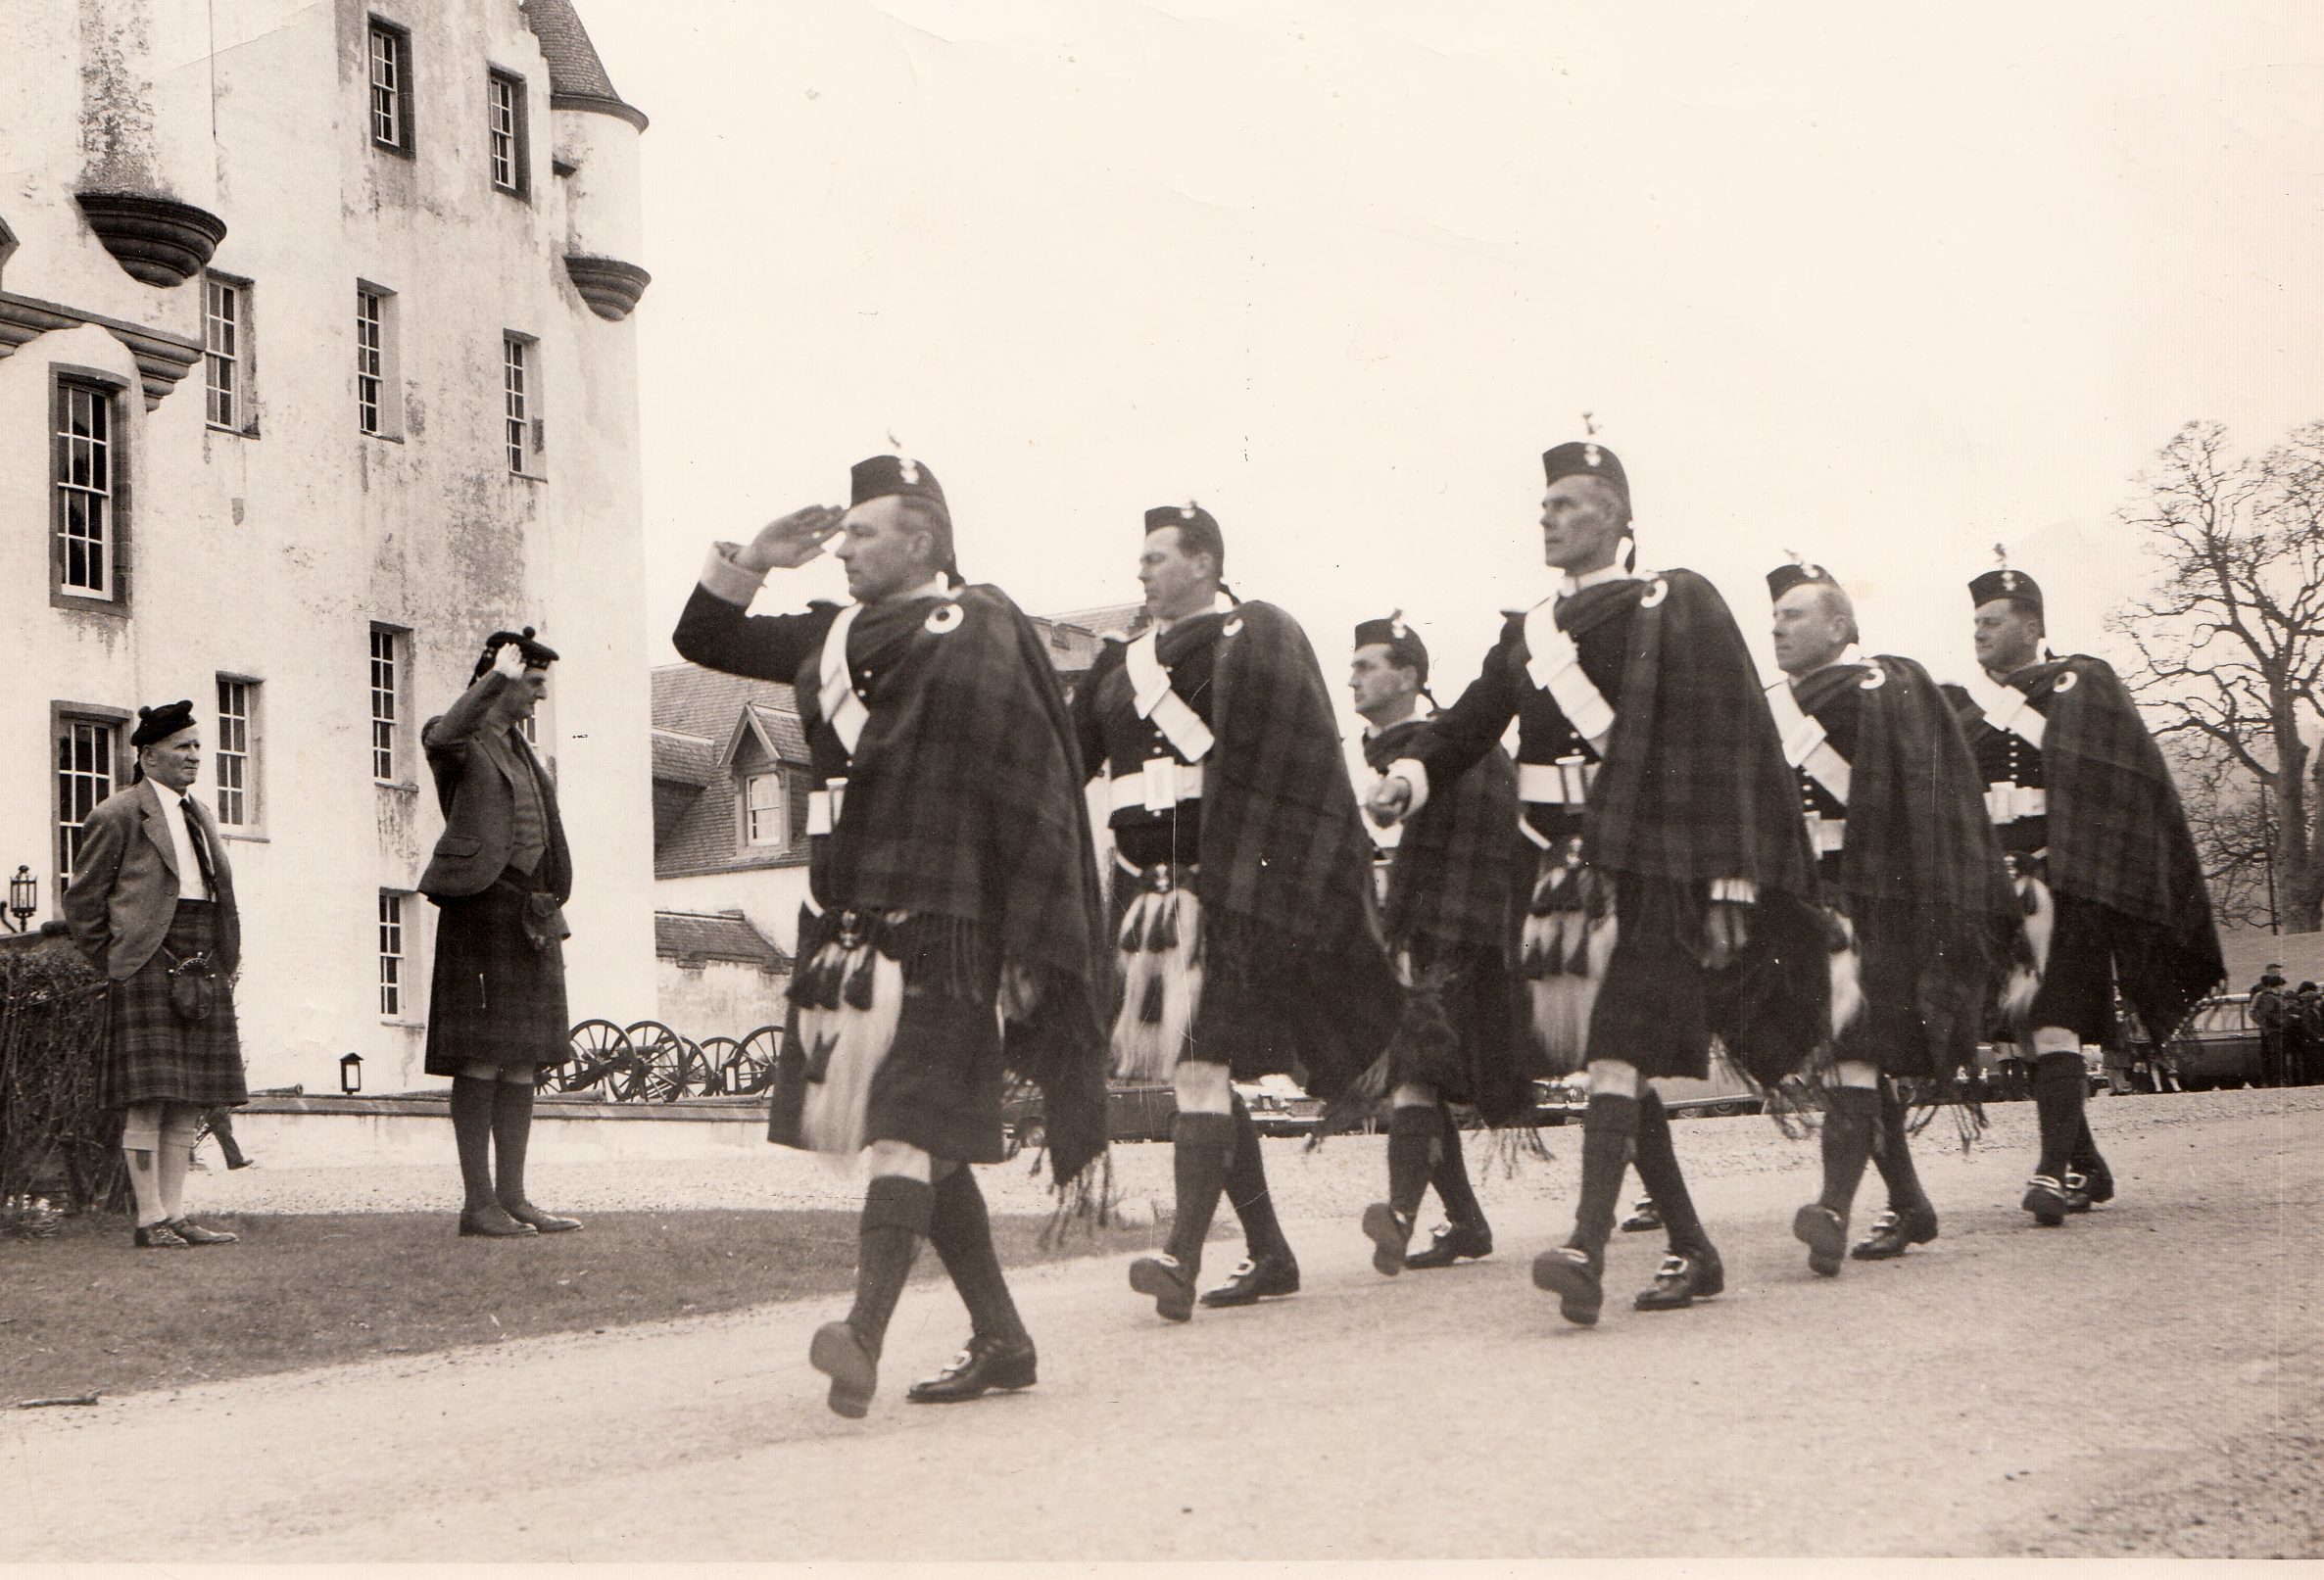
(1428, 1106, 1487, 1229)
(450, 1077, 499, 1211)
(2032, 1052, 2087, 1181)
(1631, 1088, 1712, 1255)
(847, 1174, 933, 1360)
(1817, 1084, 1882, 1217)
(927, 1165, 1027, 1345)
(1385, 1103, 1439, 1220)
(1567, 1091, 1638, 1263)
(1165, 1110, 1236, 1271)
(1225, 1093, 1294, 1264)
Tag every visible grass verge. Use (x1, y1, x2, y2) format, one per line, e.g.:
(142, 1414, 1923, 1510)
(1, 1208, 1152, 1405)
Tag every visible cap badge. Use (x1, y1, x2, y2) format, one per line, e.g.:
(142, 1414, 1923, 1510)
(896, 456, 921, 485)
(925, 601, 963, 635)
(1181, 503, 1198, 521)
(2002, 569, 2018, 592)
(1583, 443, 1602, 468)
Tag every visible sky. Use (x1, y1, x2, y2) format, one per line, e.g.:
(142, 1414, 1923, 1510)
(582, 0, 2324, 706)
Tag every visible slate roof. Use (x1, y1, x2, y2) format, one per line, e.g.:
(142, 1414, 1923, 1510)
(654, 910, 789, 969)
(651, 729, 717, 788)
(523, 0, 647, 126)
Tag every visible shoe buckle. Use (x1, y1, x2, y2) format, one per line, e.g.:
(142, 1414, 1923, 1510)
(1656, 1254, 1687, 1278)
(1228, 1258, 1256, 1278)
(2063, 1171, 2087, 1190)
(1869, 1211, 1900, 1232)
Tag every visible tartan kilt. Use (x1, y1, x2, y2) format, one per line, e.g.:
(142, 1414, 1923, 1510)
(1396, 936, 1535, 1123)
(424, 879, 568, 1077)
(766, 905, 1007, 1164)
(2026, 890, 2117, 1046)
(100, 900, 247, 1111)
(1108, 862, 1401, 1095)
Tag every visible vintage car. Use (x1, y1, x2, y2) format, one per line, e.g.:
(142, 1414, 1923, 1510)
(1531, 1042, 1764, 1124)
(1000, 1078, 1178, 1153)
(2125, 992, 2265, 1091)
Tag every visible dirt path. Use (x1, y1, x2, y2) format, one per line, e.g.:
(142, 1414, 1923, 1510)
(4, 1091, 2317, 1560)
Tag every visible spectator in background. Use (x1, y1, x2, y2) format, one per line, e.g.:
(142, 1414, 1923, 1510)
(2295, 982, 2323, 1087)
(420, 628, 581, 1239)
(2248, 966, 2287, 1088)
(62, 700, 246, 1249)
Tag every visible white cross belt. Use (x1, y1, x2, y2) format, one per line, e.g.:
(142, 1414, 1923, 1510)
(1523, 603, 1617, 743)
(1123, 630, 1215, 762)
(1764, 678, 1853, 806)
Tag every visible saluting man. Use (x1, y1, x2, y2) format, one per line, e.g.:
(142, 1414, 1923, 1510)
(421, 626, 582, 1240)
(1350, 613, 1533, 1272)
(673, 456, 1110, 1416)
(1764, 561, 2014, 1273)
(1073, 504, 1408, 1319)
(1369, 441, 1827, 1326)
(1956, 558, 2221, 1223)
(64, 700, 247, 1249)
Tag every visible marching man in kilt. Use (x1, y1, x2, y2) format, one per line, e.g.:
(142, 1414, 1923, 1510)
(1763, 561, 2016, 1273)
(1073, 504, 1407, 1319)
(674, 456, 1110, 1416)
(1369, 441, 1827, 1326)
(1956, 558, 2221, 1224)
(1350, 613, 1533, 1272)
(65, 700, 247, 1249)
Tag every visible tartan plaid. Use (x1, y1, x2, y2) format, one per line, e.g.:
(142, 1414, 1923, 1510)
(1586, 571, 1821, 899)
(1199, 601, 1394, 954)
(1805, 654, 2016, 1079)
(1580, 571, 1829, 1078)
(1364, 719, 1525, 955)
(1973, 654, 2222, 1044)
(801, 586, 1110, 1185)
(423, 878, 568, 1075)
(100, 901, 246, 1111)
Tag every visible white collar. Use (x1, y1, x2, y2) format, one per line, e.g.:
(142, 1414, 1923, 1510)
(147, 779, 186, 810)
(1787, 644, 1865, 689)
(1155, 589, 1236, 635)
(1556, 563, 1642, 598)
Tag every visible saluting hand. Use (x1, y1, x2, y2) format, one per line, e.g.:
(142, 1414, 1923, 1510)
(733, 504, 847, 574)
(1366, 776, 1413, 828)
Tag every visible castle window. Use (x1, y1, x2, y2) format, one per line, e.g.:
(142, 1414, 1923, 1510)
(488, 70, 528, 196)
(53, 375, 123, 603)
(54, 712, 121, 892)
(503, 332, 543, 476)
(214, 676, 260, 830)
(203, 273, 249, 433)
(356, 284, 403, 438)
(368, 20, 413, 154)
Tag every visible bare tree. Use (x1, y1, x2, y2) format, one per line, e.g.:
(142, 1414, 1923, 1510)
(2110, 419, 2324, 933)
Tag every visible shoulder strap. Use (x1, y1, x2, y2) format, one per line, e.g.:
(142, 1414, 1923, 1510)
(1765, 677, 1853, 805)
(1123, 628, 1216, 762)
(1522, 599, 1616, 742)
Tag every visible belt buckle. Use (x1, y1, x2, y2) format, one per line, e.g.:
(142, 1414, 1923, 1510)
(1140, 756, 1179, 813)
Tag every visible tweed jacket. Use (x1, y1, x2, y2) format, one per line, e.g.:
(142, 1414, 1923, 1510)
(63, 779, 242, 982)
(418, 697, 572, 901)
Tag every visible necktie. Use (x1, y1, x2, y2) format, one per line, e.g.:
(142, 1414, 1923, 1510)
(181, 801, 218, 895)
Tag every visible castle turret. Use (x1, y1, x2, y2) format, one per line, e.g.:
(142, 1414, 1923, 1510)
(528, 0, 651, 320)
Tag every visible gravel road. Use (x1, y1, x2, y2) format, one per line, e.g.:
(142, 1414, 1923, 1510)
(8, 1086, 2318, 1560)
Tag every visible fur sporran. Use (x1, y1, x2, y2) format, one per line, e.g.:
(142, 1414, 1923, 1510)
(161, 948, 215, 1024)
